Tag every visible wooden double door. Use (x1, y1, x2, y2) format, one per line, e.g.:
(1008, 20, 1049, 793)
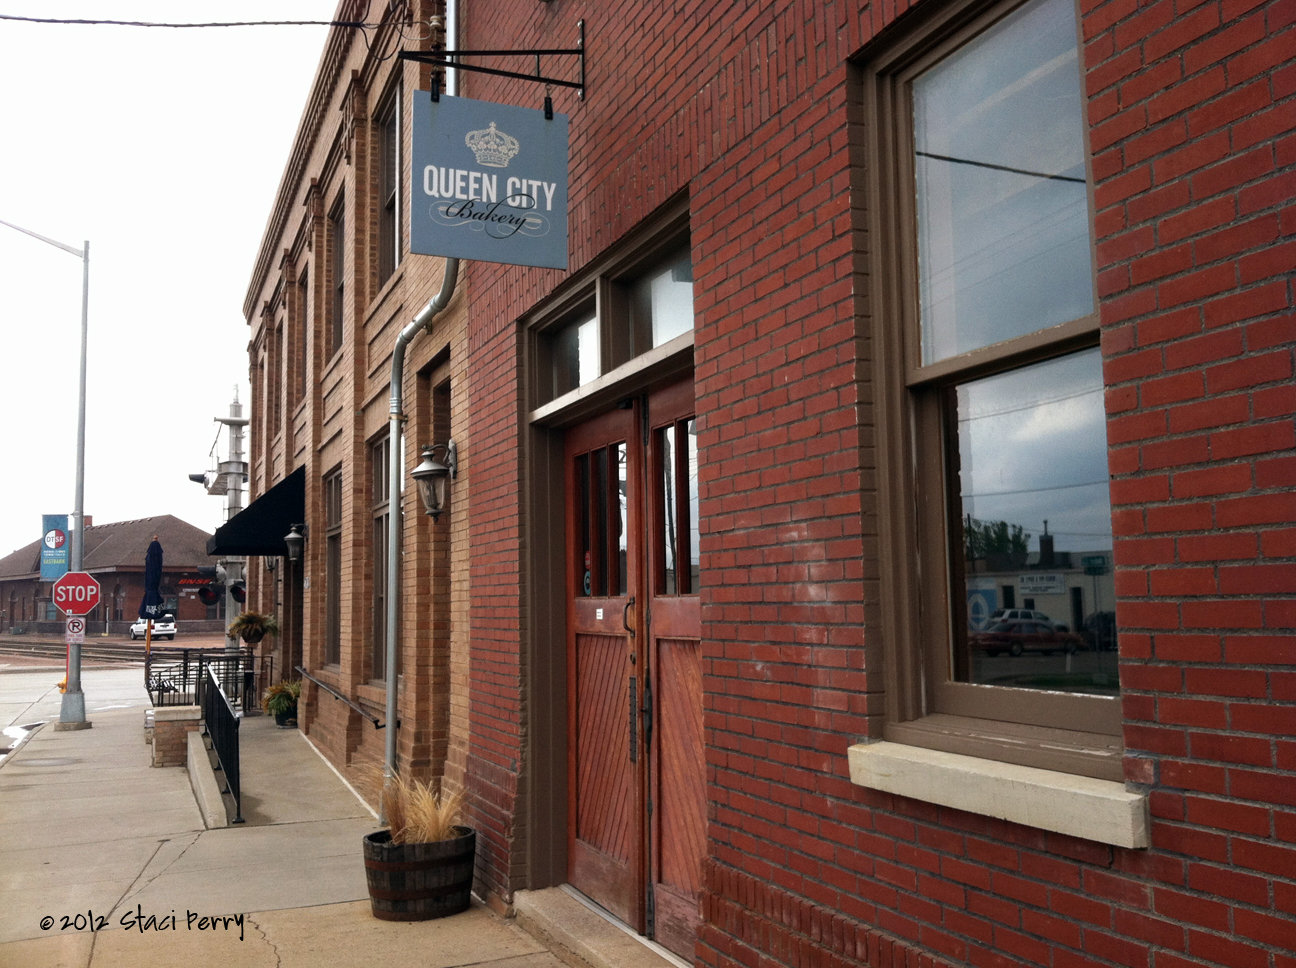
(565, 379, 704, 959)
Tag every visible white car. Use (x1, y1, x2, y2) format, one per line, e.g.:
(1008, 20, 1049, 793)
(129, 615, 176, 640)
(989, 608, 1069, 632)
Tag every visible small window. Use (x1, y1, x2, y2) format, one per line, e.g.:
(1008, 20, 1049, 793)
(572, 443, 628, 598)
(655, 417, 699, 595)
(274, 320, 285, 432)
(329, 197, 345, 359)
(297, 269, 309, 399)
(628, 247, 694, 354)
(370, 435, 394, 681)
(377, 89, 401, 286)
(552, 310, 599, 397)
(324, 469, 343, 665)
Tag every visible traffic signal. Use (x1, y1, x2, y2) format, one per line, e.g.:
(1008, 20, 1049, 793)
(195, 565, 227, 606)
(230, 580, 247, 604)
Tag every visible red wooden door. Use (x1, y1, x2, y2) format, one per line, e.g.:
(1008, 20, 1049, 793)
(566, 405, 644, 927)
(565, 380, 704, 958)
(644, 380, 705, 959)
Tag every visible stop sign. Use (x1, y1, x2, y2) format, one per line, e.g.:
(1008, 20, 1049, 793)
(52, 571, 101, 616)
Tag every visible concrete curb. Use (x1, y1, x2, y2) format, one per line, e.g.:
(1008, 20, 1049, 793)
(0, 720, 46, 772)
(187, 729, 229, 828)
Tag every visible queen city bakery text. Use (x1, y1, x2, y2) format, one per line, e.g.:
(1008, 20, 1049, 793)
(422, 166, 558, 211)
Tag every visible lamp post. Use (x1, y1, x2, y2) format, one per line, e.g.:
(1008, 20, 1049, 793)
(1, 217, 91, 727)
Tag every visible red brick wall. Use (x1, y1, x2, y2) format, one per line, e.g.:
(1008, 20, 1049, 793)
(461, 0, 1293, 963)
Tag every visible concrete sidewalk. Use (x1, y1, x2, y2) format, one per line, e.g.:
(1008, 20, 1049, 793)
(0, 667, 563, 968)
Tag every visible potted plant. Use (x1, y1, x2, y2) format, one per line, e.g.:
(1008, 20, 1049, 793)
(226, 610, 280, 644)
(363, 773, 474, 921)
(261, 680, 301, 728)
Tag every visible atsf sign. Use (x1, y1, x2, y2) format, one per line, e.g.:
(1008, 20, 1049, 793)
(40, 513, 70, 581)
(52, 572, 101, 616)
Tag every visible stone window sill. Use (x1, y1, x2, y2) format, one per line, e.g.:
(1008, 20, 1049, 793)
(847, 741, 1148, 849)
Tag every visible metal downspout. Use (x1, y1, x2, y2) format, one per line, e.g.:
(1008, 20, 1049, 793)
(383, 256, 459, 820)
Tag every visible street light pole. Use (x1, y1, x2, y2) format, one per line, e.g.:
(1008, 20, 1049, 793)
(0, 218, 91, 727)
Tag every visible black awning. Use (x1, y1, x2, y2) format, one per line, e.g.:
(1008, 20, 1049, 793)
(206, 466, 305, 557)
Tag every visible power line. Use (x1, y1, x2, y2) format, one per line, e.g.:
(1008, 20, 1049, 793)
(964, 478, 1108, 498)
(916, 151, 1087, 184)
(0, 14, 378, 28)
(958, 385, 1103, 422)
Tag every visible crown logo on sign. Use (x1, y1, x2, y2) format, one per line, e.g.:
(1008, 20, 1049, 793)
(465, 122, 520, 168)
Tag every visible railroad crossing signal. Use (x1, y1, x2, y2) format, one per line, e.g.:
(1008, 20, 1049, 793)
(52, 571, 101, 616)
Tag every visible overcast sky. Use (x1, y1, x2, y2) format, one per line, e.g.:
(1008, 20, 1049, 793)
(0, 3, 333, 559)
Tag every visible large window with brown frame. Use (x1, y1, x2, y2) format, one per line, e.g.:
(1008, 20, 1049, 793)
(861, 0, 1121, 780)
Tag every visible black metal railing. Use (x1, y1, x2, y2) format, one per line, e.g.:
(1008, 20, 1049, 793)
(147, 647, 261, 709)
(295, 665, 387, 728)
(200, 666, 244, 824)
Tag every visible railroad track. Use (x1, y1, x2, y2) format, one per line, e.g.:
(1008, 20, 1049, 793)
(0, 639, 150, 664)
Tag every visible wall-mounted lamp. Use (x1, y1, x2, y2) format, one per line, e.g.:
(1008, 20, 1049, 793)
(411, 440, 458, 520)
(284, 523, 307, 562)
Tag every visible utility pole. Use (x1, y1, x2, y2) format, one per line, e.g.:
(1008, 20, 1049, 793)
(215, 392, 249, 655)
(0, 218, 92, 729)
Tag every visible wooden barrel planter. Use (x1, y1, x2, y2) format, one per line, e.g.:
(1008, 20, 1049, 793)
(362, 826, 475, 921)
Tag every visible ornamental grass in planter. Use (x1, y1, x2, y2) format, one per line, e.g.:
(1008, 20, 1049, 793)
(260, 680, 300, 728)
(363, 772, 474, 921)
(226, 610, 280, 645)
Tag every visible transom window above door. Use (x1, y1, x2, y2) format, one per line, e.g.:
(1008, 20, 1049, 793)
(544, 241, 695, 405)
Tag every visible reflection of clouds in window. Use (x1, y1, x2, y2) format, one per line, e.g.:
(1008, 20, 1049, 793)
(915, 0, 1085, 175)
(1011, 389, 1101, 445)
(957, 349, 1111, 551)
(553, 311, 599, 396)
(914, 0, 1093, 364)
(631, 249, 694, 350)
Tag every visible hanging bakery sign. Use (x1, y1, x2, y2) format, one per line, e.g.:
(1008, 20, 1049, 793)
(411, 94, 569, 270)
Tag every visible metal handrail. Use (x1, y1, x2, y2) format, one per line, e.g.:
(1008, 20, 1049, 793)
(202, 666, 244, 823)
(295, 666, 386, 729)
(146, 646, 257, 707)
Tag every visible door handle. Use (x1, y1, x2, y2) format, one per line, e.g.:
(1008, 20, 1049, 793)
(623, 596, 635, 638)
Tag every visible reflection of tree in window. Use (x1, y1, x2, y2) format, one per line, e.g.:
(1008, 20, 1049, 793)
(963, 516, 1030, 560)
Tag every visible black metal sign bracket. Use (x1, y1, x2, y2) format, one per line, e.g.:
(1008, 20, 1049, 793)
(400, 18, 585, 109)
